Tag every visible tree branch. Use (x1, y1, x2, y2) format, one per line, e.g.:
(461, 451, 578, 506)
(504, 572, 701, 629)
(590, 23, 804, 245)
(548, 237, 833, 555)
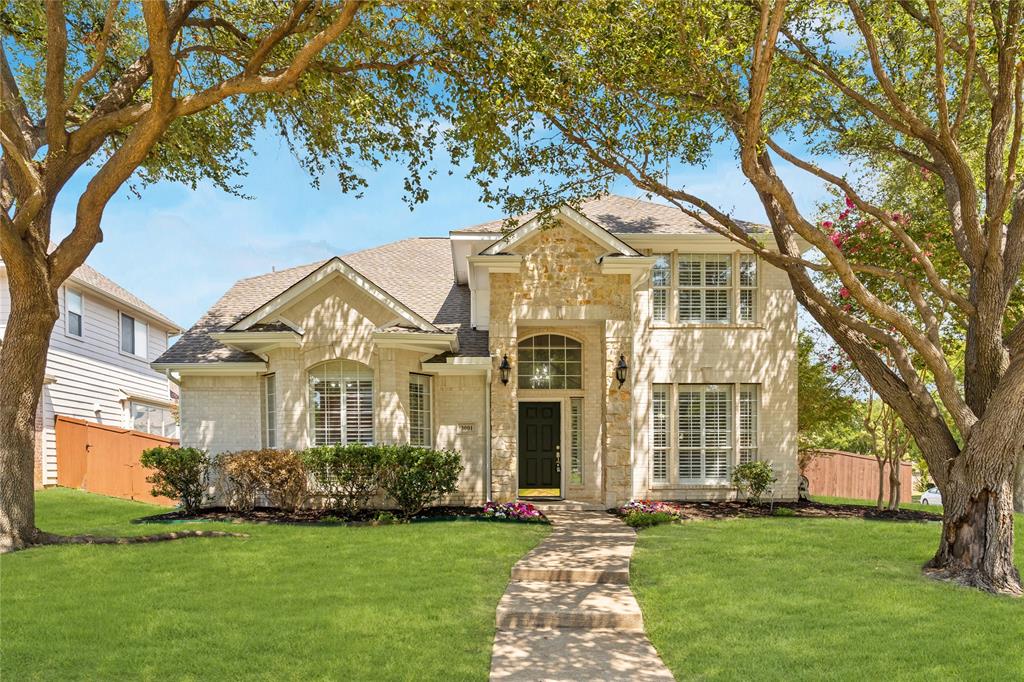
(64, 0, 121, 113)
(44, 0, 70, 154)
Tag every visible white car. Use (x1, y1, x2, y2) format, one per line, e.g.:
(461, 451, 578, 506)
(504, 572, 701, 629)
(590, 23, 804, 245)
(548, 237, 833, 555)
(919, 486, 943, 506)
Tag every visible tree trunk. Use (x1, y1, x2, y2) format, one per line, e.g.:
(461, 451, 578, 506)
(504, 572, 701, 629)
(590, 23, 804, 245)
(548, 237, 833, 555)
(924, 403, 1024, 595)
(0, 246, 59, 552)
(876, 458, 885, 511)
(888, 463, 900, 512)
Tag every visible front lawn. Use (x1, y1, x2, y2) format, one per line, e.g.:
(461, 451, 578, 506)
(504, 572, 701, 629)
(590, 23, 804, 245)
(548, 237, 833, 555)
(633, 515, 1024, 680)
(1, 489, 548, 681)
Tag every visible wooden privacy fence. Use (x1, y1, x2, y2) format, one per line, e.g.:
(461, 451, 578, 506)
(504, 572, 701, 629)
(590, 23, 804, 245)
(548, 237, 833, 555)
(56, 416, 178, 506)
(802, 449, 913, 503)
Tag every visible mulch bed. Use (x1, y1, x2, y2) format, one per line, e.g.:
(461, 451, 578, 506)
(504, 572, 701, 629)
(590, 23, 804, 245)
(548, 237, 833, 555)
(614, 499, 942, 523)
(137, 505, 543, 526)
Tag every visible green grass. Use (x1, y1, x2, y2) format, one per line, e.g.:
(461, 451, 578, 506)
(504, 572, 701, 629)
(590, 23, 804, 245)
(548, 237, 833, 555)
(812, 494, 941, 513)
(1, 489, 548, 681)
(633, 515, 1024, 681)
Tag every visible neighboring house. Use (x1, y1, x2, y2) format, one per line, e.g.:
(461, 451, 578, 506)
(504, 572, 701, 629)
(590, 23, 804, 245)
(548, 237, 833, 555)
(0, 251, 183, 488)
(155, 195, 801, 506)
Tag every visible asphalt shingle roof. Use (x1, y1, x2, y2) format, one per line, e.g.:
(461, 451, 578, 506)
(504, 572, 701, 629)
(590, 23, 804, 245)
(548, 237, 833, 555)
(156, 238, 488, 364)
(451, 194, 766, 236)
(160, 194, 763, 366)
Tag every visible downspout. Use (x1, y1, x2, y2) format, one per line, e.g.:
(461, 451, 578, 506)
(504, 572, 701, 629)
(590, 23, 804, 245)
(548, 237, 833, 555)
(485, 368, 492, 502)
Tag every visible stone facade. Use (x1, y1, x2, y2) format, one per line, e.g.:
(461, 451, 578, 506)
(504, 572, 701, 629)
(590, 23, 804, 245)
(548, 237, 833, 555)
(487, 224, 634, 504)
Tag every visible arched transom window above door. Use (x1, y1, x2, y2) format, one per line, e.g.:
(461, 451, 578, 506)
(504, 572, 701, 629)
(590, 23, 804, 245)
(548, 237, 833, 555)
(518, 334, 582, 389)
(307, 360, 374, 445)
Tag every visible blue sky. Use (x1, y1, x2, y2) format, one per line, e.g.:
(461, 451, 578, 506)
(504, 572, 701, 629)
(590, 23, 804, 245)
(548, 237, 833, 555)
(52, 133, 832, 330)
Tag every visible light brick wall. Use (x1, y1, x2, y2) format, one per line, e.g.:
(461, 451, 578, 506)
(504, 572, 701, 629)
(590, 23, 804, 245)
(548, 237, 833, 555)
(179, 374, 261, 453)
(630, 248, 800, 501)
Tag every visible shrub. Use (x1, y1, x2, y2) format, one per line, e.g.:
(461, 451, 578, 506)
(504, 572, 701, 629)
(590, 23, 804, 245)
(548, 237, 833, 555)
(139, 447, 208, 513)
(378, 445, 463, 519)
(301, 444, 383, 515)
(731, 461, 777, 505)
(215, 449, 308, 511)
(623, 511, 678, 528)
(482, 501, 546, 522)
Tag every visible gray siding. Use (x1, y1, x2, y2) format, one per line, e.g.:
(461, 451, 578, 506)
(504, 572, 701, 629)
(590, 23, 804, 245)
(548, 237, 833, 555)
(0, 270, 176, 484)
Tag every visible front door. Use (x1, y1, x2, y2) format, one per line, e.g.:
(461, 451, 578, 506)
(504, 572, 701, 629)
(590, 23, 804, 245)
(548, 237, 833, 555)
(518, 402, 561, 496)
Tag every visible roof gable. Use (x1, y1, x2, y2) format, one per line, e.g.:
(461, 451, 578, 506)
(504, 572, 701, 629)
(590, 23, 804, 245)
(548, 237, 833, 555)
(229, 257, 440, 333)
(451, 194, 767, 237)
(480, 205, 642, 257)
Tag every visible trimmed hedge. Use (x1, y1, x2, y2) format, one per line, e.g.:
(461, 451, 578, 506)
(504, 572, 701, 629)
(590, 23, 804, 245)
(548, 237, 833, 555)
(301, 443, 383, 514)
(140, 446, 208, 513)
(215, 449, 308, 512)
(378, 445, 463, 519)
(203, 443, 463, 518)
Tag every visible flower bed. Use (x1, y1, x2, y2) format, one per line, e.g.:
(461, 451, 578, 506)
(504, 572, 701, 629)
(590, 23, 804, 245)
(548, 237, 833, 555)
(617, 500, 688, 528)
(482, 501, 548, 523)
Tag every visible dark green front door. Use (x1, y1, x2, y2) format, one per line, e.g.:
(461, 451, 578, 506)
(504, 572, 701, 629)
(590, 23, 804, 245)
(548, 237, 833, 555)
(518, 402, 561, 492)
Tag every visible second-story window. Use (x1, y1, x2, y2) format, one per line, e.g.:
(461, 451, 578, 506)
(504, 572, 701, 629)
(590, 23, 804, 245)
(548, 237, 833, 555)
(66, 289, 83, 338)
(650, 253, 759, 325)
(120, 313, 148, 359)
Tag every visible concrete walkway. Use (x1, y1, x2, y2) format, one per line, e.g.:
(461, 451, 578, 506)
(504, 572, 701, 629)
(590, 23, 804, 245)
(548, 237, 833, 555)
(489, 511, 674, 681)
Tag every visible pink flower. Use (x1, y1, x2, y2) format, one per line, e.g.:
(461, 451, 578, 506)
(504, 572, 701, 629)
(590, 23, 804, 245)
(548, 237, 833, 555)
(831, 364, 840, 373)
(822, 220, 833, 229)
(855, 220, 867, 229)
(839, 209, 850, 220)
(840, 287, 850, 299)
(845, 196, 855, 209)
(830, 232, 844, 248)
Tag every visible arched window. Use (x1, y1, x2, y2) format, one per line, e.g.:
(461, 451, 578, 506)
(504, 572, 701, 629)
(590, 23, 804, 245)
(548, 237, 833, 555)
(308, 360, 374, 445)
(518, 334, 582, 389)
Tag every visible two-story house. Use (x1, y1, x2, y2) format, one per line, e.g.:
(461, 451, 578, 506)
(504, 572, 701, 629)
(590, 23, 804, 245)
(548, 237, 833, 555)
(154, 195, 799, 506)
(0, 251, 182, 488)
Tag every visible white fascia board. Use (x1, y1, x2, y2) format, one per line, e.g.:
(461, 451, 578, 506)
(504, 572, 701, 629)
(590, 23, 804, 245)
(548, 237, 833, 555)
(419, 356, 490, 374)
(466, 254, 523, 273)
(210, 331, 302, 345)
(116, 389, 176, 408)
(230, 258, 439, 333)
(150, 361, 268, 375)
(372, 331, 459, 353)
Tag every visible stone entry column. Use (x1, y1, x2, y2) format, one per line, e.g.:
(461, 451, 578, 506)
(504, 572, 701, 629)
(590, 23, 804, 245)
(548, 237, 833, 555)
(490, 328, 518, 502)
(604, 319, 632, 507)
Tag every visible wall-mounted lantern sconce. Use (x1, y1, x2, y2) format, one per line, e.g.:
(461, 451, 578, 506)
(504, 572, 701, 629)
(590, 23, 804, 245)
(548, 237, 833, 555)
(499, 354, 512, 385)
(615, 354, 629, 387)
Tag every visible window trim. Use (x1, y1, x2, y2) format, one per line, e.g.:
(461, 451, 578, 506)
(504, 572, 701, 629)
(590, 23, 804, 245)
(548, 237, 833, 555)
(650, 383, 761, 487)
(649, 251, 760, 327)
(307, 359, 375, 447)
(261, 373, 277, 448)
(408, 372, 433, 447)
(118, 311, 149, 360)
(65, 287, 84, 339)
(516, 333, 584, 390)
(129, 399, 178, 438)
(569, 397, 584, 485)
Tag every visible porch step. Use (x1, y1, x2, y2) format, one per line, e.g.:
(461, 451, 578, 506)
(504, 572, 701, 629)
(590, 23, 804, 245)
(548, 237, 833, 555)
(496, 581, 644, 631)
(520, 500, 608, 512)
